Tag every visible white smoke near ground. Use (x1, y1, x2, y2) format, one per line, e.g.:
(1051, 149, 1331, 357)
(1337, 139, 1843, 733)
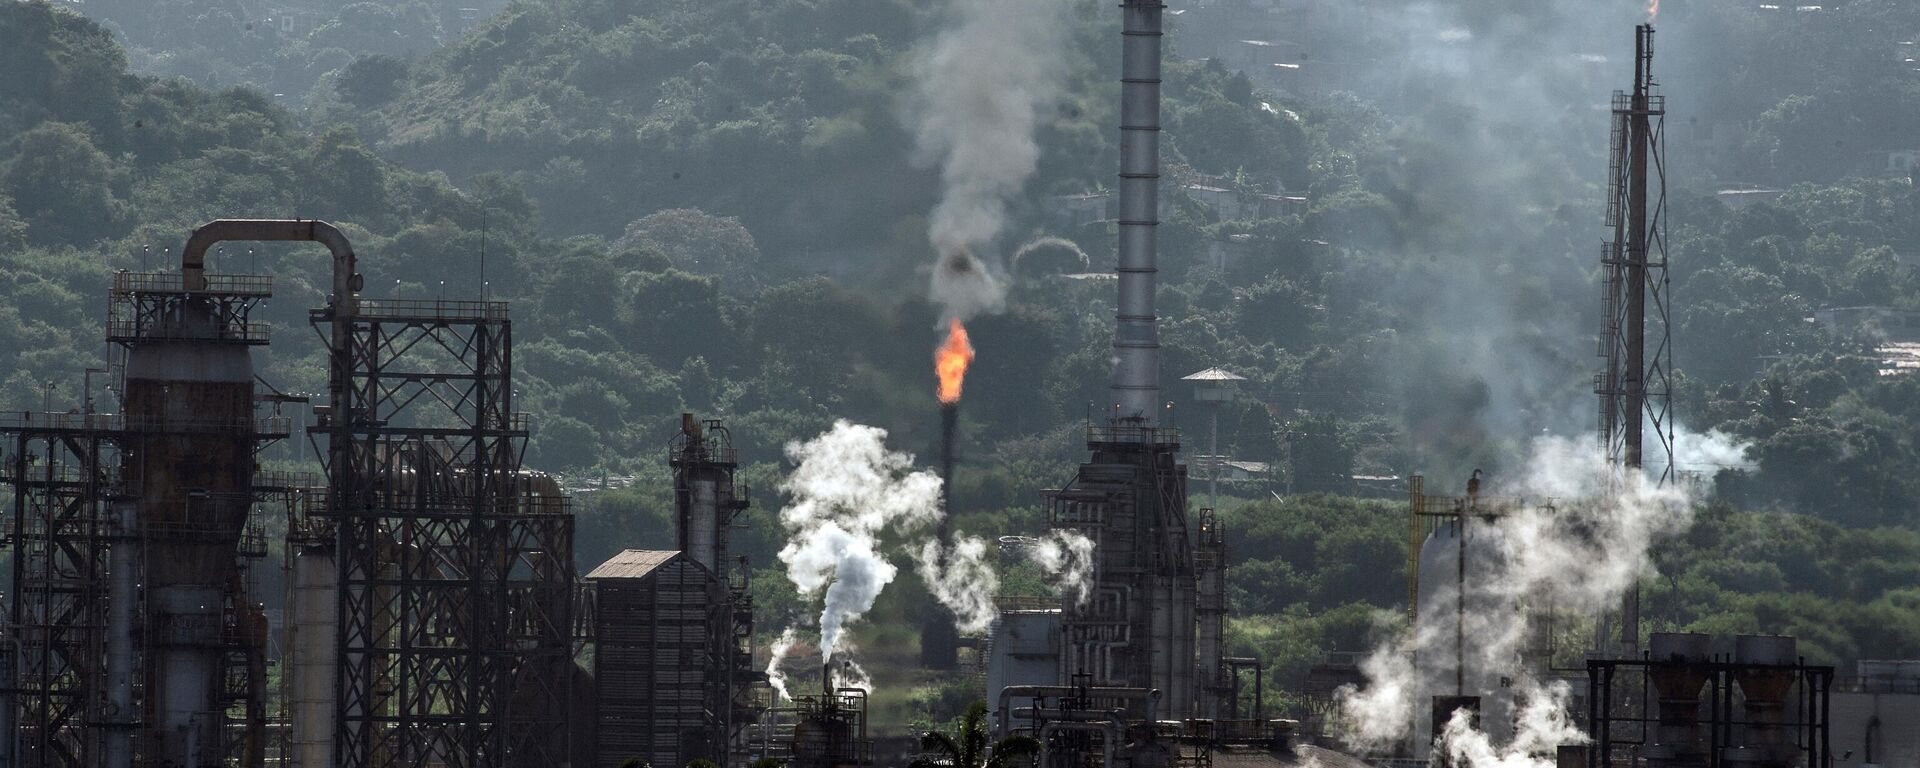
(1027, 529, 1096, 608)
(914, 533, 1001, 633)
(1436, 683, 1586, 768)
(907, 0, 1071, 318)
(1337, 641, 1422, 751)
(777, 421, 943, 661)
(766, 627, 799, 702)
(1333, 435, 1693, 762)
(777, 423, 1111, 685)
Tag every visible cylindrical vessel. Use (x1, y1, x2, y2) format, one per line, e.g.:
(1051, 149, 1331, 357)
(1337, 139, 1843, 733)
(122, 296, 255, 768)
(687, 479, 719, 572)
(286, 544, 338, 768)
(103, 502, 138, 768)
(1110, 0, 1164, 423)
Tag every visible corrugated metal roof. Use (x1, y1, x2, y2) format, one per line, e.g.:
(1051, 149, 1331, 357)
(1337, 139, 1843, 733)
(587, 549, 680, 580)
(1182, 367, 1247, 381)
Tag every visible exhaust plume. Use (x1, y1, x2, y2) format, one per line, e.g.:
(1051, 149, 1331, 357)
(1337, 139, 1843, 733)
(1013, 235, 1092, 275)
(1437, 683, 1586, 767)
(766, 627, 799, 702)
(1333, 436, 1694, 760)
(908, 0, 1071, 318)
(936, 318, 976, 404)
(1672, 423, 1753, 473)
(930, 249, 1006, 322)
(833, 656, 874, 692)
(776, 421, 943, 661)
(1028, 529, 1096, 608)
(913, 534, 1000, 632)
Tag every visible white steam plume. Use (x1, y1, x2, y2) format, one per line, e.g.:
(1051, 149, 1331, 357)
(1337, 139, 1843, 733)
(1333, 435, 1694, 761)
(1028, 529, 1096, 608)
(766, 627, 799, 702)
(1436, 682, 1586, 768)
(777, 421, 943, 661)
(832, 655, 874, 692)
(1013, 235, 1092, 275)
(914, 534, 1001, 633)
(1671, 423, 1754, 473)
(908, 0, 1071, 318)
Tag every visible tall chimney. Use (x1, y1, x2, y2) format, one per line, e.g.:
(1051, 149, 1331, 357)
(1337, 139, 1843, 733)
(1110, 0, 1164, 424)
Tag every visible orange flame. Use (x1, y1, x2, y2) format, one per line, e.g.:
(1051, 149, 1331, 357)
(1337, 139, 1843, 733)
(935, 318, 975, 404)
(1648, 0, 1660, 22)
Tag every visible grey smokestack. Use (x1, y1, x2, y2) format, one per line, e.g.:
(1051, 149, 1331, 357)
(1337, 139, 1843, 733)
(1111, 0, 1164, 423)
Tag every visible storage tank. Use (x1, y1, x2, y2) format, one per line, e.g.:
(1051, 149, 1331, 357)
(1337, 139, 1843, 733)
(1414, 517, 1516, 750)
(121, 294, 257, 768)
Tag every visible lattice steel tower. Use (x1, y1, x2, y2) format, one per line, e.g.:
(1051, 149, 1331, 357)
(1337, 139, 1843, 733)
(306, 227, 575, 768)
(1595, 24, 1674, 651)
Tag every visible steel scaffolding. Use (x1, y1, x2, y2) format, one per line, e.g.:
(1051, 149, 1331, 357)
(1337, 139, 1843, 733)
(312, 297, 574, 768)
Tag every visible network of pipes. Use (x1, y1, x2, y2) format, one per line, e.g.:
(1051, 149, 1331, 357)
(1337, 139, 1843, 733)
(0, 2, 1862, 768)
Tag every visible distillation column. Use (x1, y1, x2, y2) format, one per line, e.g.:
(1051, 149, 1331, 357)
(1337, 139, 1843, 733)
(121, 289, 259, 767)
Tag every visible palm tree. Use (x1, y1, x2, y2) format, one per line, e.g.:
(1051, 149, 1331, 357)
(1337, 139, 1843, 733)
(909, 701, 1041, 768)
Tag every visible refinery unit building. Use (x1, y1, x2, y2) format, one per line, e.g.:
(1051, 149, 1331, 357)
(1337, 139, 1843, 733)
(590, 415, 762, 768)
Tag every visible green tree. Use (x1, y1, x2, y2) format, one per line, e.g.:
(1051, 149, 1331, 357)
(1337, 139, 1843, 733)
(908, 701, 1039, 768)
(0, 194, 27, 250)
(335, 53, 409, 108)
(616, 268, 733, 369)
(1, 122, 122, 246)
(618, 208, 762, 292)
(1287, 413, 1354, 494)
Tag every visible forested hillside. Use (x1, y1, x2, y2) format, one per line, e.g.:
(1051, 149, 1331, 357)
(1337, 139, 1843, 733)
(7, 0, 1920, 720)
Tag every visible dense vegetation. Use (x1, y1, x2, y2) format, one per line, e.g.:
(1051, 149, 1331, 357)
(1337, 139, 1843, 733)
(5, 0, 1920, 722)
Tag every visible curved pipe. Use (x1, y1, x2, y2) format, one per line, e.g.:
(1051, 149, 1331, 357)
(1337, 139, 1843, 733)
(997, 685, 1155, 738)
(180, 219, 361, 310)
(1028, 711, 1126, 768)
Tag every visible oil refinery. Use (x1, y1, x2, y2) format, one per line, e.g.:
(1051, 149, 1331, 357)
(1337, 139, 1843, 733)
(0, 1, 1898, 768)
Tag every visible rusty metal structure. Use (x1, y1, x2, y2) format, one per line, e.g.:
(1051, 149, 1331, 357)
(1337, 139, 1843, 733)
(302, 217, 576, 768)
(1587, 633, 1833, 768)
(788, 678, 871, 768)
(1595, 23, 1675, 652)
(588, 414, 760, 768)
(667, 414, 762, 759)
(0, 218, 580, 768)
(1195, 508, 1230, 721)
(589, 550, 713, 768)
(0, 239, 291, 768)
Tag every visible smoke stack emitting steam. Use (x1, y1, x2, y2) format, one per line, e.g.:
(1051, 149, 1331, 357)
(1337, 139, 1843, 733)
(1333, 438, 1702, 761)
(770, 419, 1093, 700)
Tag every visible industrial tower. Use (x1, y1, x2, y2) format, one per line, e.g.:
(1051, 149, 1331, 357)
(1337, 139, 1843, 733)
(1045, 0, 1206, 720)
(0, 225, 315, 768)
(305, 217, 577, 768)
(668, 414, 760, 759)
(1595, 24, 1674, 652)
